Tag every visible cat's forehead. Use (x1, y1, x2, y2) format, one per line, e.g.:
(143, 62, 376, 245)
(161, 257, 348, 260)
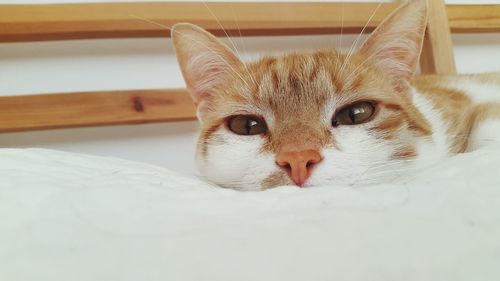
(236, 51, 380, 111)
(251, 50, 344, 92)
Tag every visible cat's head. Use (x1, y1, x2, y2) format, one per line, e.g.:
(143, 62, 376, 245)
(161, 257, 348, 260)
(172, 0, 431, 190)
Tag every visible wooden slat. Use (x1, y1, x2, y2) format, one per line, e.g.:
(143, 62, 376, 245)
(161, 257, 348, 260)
(420, 0, 456, 75)
(0, 2, 399, 42)
(0, 89, 196, 133)
(447, 4, 500, 33)
(1, 3, 500, 43)
(2, 3, 500, 43)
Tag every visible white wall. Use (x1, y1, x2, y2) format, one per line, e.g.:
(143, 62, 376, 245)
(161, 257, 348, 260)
(1, 0, 500, 173)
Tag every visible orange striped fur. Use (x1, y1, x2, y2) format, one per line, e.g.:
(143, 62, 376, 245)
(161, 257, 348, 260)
(172, 0, 500, 190)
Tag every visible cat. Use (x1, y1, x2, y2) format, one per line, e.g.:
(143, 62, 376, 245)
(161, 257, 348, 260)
(171, 0, 500, 191)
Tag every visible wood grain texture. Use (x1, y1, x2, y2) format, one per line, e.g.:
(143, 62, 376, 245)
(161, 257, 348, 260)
(447, 4, 500, 33)
(0, 2, 399, 42)
(420, 0, 457, 75)
(1, 3, 499, 42)
(0, 89, 196, 133)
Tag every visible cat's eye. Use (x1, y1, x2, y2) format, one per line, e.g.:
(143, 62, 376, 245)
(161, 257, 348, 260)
(227, 115, 267, 135)
(332, 102, 376, 126)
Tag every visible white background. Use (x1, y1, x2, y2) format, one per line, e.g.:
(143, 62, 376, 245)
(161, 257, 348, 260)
(1, 0, 500, 173)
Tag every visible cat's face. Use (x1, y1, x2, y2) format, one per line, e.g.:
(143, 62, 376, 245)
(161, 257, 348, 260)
(173, 0, 430, 190)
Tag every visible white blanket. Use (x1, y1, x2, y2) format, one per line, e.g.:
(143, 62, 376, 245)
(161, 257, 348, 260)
(1, 148, 499, 281)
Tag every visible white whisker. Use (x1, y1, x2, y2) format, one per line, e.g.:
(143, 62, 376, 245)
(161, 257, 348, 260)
(130, 14, 252, 91)
(200, 3, 255, 90)
(339, 0, 383, 76)
(338, 1, 345, 49)
(201, 2, 240, 57)
(228, 3, 258, 87)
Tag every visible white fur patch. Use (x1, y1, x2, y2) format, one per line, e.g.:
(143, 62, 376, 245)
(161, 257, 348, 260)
(411, 89, 451, 162)
(437, 77, 500, 151)
(451, 79, 500, 104)
(468, 119, 500, 151)
(308, 127, 396, 186)
(198, 128, 278, 191)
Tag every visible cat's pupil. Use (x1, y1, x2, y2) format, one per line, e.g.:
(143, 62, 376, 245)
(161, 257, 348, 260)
(246, 119, 257, 135)
(348, 109, 356, 123)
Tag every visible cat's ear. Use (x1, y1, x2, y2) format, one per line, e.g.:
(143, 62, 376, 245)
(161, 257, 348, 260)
(171, 23, 243, 105)
(359, 0, 428, 93)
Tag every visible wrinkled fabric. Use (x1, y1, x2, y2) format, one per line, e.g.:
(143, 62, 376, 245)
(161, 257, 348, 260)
(1, 148, 499, 281)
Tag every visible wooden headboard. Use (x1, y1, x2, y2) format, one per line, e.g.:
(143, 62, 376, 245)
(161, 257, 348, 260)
(1, 1, 499, 133)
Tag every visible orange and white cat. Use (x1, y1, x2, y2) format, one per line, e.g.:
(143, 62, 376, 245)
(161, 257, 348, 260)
(172, 0, 500, 191)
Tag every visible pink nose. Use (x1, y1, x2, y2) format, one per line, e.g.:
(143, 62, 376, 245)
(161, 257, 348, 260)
(276, 147, 322, 186)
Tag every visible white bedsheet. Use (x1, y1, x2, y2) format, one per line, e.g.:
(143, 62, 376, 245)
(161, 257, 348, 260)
(1, 148, 499, 281)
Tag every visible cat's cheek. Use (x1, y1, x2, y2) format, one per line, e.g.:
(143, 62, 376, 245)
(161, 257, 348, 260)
(307, 127, 395, 186)
(197, 131, 278, 191)
(306, 148, 375, 186)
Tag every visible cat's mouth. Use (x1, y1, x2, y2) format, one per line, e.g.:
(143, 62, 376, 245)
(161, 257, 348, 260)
(261, 167, 321, 190)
